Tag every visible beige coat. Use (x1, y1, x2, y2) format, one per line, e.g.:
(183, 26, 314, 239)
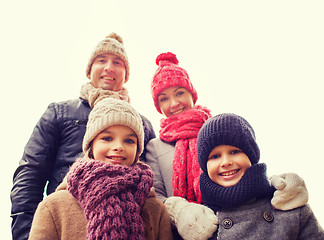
(29, 180, 173, 240)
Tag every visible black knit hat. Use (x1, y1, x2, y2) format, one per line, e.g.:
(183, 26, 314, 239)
(197, 113, 260, 174)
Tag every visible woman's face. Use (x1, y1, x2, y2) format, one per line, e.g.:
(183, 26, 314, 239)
(91, 125, 138, 166)
(157, 86, 194, 117)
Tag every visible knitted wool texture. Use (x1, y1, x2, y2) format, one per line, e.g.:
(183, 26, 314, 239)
(82, 98, 144, 162)
(200, 163, 275, 212)
(67, 158, 153, 240)
(197, 113, 274, 211)
(86, 32, 130, 82)
(159, 105, 211, 203)
(151, 52, 198, 114)
(197, 113, 260, 174)
(80, 82, 130, 108)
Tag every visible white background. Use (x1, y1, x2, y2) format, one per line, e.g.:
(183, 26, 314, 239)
(1, 1, 323, 238)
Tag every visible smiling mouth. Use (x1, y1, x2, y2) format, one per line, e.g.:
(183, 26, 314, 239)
(220, 169, 239, 176)
(108, 156, 125, 160)
(102, 76, 115, 81)
(171, 108, 185, 115)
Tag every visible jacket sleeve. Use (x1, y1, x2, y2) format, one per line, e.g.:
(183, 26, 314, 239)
(28, 200, 59, 240)
(145, 140, 168, 203)
(11, 103, 60, 240)
(157, 201, 173, 240)
(298, 204, 324, 239)
(139, 114, 156, 162)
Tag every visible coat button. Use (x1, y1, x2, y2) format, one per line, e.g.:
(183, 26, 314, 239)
(263, 211, 274, 222)
(222, 218, 233, 229)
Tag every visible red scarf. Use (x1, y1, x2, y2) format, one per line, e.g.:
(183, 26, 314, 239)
(159, 105, 211, 203)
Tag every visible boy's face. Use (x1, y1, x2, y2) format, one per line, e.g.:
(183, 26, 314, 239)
(92, 125, 137, 166)
(206, 145, 251, 187)
(157, 86, 194, 117)
(89, 53, 126, 91)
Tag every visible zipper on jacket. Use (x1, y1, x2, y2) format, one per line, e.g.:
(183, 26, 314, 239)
(73, 120, 88, 126)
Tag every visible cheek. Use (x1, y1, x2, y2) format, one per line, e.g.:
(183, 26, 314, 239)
(129, 145, 138, 157)
(239, 158, 252, 173)
(159, 102, 170, 116)
(207, 161, 219, 177)
(183, 95, 194, 108)
(91, 64, 103, 75)
(92, 143, 106, 158)
(116, 67, 126, 78)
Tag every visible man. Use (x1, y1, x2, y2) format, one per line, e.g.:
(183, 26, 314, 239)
(10, 32, 156, 240)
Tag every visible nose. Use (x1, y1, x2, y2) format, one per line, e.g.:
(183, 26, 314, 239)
(220, 155, 232, 167)
(170, 97, 179, 108)
(112, 140, 124, 152)
(104, 60, 115, 72)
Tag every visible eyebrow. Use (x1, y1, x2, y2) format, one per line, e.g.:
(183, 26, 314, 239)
(127, 133, 138, 138)
(157, 87, 185, 97)
(100, 130, 137, 138)
(96, 55, 123, 61)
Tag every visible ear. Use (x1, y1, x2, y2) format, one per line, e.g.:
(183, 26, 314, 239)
(87, 146, 94, 159)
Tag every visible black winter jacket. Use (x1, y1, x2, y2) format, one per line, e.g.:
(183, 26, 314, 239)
(10, 98, 156, 240)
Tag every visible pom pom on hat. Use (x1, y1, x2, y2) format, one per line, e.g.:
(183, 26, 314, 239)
(82, 98, 144, 163)
(151, 52, 198, 114)
(86, 32, 130, 83)
(197, 113, 260, 174)
(155, 52, 179, 66)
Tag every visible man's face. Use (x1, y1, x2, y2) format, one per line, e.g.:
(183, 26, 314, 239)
(88, 53, 126, 91)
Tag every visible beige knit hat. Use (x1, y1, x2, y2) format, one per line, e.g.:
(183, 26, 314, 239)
(86, 32, 130, 83)
(82, 98, 144, 163)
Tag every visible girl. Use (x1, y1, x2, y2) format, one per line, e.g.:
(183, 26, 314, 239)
(29, 98, 172, 240)
(146, 52, 310, 240)
(197, 113, 323, 239)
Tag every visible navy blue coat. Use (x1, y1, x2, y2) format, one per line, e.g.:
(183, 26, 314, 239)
(10, 98, 155, 240)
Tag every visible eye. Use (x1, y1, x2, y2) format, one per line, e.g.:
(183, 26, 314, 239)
(113, 60, 121, 65)
(176, 91, 184, 96)
(102, 136, 112, 142)
(159, 97, 168, 102)
(230, 149, 241, 155)
(125, 138, 136, 144)
(209, 153, 221, 160)
(95, 58, 106, 64)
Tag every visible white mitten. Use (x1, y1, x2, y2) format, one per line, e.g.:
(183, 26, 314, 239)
(164, 196, 218, 240)
(270, 173, 309, 211)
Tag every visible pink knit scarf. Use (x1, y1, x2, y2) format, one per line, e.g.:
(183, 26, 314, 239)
(159, 105, 211, 203)
(67, 158, 153, 240)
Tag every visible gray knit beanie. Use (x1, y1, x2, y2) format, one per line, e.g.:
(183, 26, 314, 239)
(197, 113, 260, 174)
(82, 98, 144, 163)
(86, 32, 130, 83)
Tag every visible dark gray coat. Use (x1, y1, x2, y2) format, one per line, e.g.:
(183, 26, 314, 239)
(211, 198, 324, 240)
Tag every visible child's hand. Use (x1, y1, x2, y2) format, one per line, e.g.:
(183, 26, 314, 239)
(270, 173, 309, 210)
(164, 196, 218, 240)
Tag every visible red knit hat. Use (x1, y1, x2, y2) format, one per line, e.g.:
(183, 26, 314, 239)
(151, 52, 198, 114)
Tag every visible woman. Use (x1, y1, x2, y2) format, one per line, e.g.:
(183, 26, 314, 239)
(146, 52, 309, 240)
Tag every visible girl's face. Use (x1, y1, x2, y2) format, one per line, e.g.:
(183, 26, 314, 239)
(91, 125, 137, 166)
(206, 145, 251, 187)
(88, 53, 126, 91)
(157, 86, 194, 117)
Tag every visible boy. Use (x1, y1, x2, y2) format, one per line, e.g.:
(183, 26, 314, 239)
(197, 113, 324, 239)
